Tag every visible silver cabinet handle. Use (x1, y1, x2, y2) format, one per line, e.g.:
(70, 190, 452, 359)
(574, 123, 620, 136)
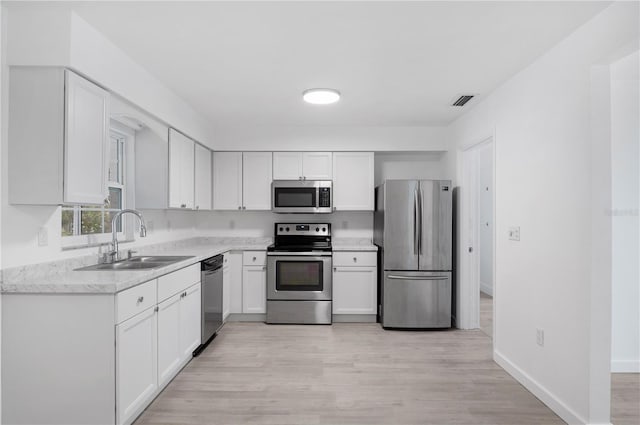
(252, 256, 257, 261)
(238, 206, 241, 210)
(353, 257, 357, 262)
(242, 206, 246, 210)
(195, 205, 199, 210)
(262, 266, 266, 271)
(333, 267, 337, 271)
(181, 203, 186, 208)
(137, 296, 144, 303)
(154, 306, 159, 313)
(387, 275, 448, 281)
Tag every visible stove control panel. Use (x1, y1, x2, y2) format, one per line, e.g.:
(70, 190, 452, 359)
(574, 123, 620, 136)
(275, 223, 330, 236)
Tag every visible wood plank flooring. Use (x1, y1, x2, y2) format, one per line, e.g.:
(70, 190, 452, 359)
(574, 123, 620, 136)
(135, 323, 564, 425)
(612, 373, 640, 425)
(479, 292, 493, 339)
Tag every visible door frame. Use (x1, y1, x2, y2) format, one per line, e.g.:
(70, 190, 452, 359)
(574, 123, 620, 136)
(456, 133, 496, 336)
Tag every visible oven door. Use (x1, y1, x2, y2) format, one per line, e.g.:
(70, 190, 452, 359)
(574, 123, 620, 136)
(267, 253, 332, 301)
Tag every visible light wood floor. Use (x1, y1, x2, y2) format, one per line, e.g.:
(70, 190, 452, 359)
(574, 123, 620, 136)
(612, 373, 640, 425)
(135, 323, 564, 425)
(479, 292, 493, 339)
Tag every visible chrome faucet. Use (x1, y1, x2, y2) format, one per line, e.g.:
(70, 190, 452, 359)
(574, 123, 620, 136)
(103, 209, 147, 263)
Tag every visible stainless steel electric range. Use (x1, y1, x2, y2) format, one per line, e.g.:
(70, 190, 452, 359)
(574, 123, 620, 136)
(266, 223, 332, 324)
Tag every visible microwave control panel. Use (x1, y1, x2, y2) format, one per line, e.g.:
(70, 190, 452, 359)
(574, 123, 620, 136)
(318, 188, 331, 207)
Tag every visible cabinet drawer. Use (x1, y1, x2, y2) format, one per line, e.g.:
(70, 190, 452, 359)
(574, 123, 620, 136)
(158, 263, 200, 302)
(116, 279, 157, 324)
(333, 251, 377, 267)
(243, 251, 266, 266)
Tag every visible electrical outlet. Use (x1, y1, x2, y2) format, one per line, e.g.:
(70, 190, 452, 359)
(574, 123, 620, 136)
(37, 227, 49, 246)
(536, 328, 544, 347)
(342, 220, 348, 229)
(147, 220, 154, 232)
(508, 226, 520, 241)
(167, 220, 172, 231)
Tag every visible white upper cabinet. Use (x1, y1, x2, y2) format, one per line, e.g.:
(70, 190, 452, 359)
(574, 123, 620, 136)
(332, 152, 375, 211)
(9, 67, 109, 205)
(194, 144, 212, 210)
(302, 152, 333, 180)
(213, 152, 272, 210)
(168, 129, 195, 209)
(272, 152, 302, 180)
(213, 152, 243, 210)
(242, 152, 273, 210)
(272, 152, 332, 180)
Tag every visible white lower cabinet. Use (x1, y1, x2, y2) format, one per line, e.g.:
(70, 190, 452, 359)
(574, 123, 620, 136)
(242, 266, 266, 313)
(116, 307, 158, 425)
(332, 251, 378, 316)
(180, 283, 202, 358)
(333, 267, 377, 314)
(157, 293, 182, 389)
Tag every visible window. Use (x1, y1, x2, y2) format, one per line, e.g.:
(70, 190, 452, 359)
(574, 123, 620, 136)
(62, 130, 128, 247)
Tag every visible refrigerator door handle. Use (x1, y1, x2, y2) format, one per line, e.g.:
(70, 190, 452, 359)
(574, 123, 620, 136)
(413, 188, 419, 255)
(417, 184, 422, 255)
(387, 275, 449, 281)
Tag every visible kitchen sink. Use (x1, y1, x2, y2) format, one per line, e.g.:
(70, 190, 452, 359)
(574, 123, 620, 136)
(127, 255, 195, 263)
(75, 255, 194, 271)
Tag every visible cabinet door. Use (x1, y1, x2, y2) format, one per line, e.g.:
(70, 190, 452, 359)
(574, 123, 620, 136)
(213, 152, 243, 210)
(157, 293, 182, 389)
(64, 70, 109, 205)
(194, 144, 212, 210)
(181, 137, 195, 210)
(180, 283, 202, 360)
(332, 267, 377, 314)
(243, 152, 273, 210)
(227, 252, 244, 314)
(333, 152, 374, 211)
(242, 266, 266, 314)
(302, 152, 332, 179)
(273, 152, 302, 180)
(116, 307, 157, 425)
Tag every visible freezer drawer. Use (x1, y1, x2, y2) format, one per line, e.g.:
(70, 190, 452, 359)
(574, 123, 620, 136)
(382, 271, 451, 328)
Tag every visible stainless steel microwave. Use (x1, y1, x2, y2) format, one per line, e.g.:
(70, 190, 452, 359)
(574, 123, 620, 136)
(271, 180, 333, 213)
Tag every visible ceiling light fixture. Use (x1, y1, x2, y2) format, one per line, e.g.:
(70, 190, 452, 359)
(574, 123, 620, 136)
(303, 88, 341, 105)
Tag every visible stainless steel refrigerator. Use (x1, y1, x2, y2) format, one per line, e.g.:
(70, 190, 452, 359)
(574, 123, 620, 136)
(374, 180, 452, 328)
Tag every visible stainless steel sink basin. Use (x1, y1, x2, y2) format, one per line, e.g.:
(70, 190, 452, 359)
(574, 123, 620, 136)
(127, 255, 195, 263)
(75, 256, 194, 271)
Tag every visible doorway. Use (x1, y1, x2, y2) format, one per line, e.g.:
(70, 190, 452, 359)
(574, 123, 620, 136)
(459, 137, 494, 337)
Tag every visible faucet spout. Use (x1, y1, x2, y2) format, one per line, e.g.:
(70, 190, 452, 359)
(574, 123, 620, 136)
(106, 209, 147, 263)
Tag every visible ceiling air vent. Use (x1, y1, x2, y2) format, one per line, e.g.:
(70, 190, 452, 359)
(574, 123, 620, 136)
(451, 95, 475, 107)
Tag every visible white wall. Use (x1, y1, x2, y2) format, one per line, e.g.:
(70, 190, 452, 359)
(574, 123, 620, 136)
(213, 125, 448, 152)
(374, 152, 450, 186)
(448, 3, 638, 424)
(0, 4, 5, 420)
(610, 51, 640, 373)
(196, 211, 372, 240)
(5, 5, 213, 147)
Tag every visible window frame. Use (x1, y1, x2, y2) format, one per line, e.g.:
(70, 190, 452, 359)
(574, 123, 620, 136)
(61, 125, 133, 248)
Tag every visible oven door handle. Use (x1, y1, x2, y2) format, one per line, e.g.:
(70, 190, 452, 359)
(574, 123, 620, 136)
(267, 251, 333, 257)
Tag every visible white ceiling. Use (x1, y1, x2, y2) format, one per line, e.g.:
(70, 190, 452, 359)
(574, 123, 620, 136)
(64, 1, 609, 127)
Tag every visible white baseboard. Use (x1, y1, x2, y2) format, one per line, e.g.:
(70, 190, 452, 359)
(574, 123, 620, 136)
(494, 350, 588, 425)
(480, 281, 493, 296)
(611, 359, 640, 373)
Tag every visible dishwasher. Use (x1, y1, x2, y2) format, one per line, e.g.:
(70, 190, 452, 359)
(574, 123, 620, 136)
(194, 254, 224, 356)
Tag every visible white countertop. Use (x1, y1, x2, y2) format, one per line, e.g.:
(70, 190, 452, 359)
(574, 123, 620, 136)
(332, 238, 378, 252)
(1, 240, 271, 295)
(1, 237, 377, 295)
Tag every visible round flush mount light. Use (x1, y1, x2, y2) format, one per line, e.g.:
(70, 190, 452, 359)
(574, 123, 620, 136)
(302, 88, 341, 105)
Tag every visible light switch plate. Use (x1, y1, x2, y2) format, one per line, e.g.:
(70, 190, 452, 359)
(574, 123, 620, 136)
(508, 226, 520, 241)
